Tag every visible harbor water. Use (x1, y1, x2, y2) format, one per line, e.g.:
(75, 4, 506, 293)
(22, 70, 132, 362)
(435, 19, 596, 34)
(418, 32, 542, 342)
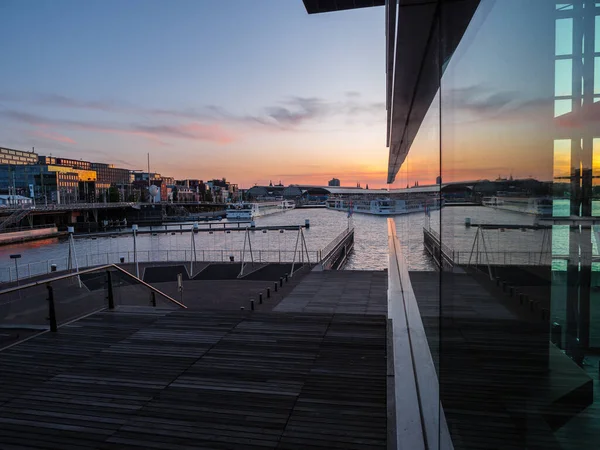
(0, 203, 595, 283)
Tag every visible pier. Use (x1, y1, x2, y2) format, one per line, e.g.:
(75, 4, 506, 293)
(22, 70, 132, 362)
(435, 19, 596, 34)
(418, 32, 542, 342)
(0, 234, 387, 449)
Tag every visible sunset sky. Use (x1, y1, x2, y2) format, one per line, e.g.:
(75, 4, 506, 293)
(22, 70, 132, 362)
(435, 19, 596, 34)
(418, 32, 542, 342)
(0, 0, 389, 188)
(1, 1, 594, 189)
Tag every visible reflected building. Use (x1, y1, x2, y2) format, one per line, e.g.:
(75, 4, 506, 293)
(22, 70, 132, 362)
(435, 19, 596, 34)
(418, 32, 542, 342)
(305, 0, 600, 448)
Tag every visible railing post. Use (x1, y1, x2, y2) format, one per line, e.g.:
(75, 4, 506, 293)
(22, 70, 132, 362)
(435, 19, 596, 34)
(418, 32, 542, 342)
(47, 284, 57, 332)
(107, 270, 115, 309)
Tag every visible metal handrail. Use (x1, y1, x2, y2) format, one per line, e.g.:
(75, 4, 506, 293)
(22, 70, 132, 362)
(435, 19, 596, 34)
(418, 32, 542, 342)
(388, 218, 453, 449)
(0, 263, 186, 309)
(321, 227, 354, 262)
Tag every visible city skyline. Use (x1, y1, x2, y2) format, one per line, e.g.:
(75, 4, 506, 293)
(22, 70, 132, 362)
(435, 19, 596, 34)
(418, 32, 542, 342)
(0, 1, 389, 188)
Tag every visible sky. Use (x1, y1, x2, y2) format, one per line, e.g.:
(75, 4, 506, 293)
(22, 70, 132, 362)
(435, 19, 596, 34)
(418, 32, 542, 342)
(0, 0, 388, 188)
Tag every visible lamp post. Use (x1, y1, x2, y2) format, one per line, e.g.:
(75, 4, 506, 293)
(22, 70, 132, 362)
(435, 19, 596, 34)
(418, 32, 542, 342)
(9, 254, 21, 285)
(132, 224, 139, 278)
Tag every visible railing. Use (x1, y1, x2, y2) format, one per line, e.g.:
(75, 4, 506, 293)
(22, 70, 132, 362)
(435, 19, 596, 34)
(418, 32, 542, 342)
(320, 227, 353, 262)
(1, 249, 322, 284)
(0, 223, 58, 234)
(0, 209, 31, 231)
(0, 264, 185, 348)
(388, 218, 453, 450)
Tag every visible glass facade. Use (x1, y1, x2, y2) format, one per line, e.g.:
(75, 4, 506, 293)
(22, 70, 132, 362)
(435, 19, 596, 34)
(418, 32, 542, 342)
(392, 0, 600, 447)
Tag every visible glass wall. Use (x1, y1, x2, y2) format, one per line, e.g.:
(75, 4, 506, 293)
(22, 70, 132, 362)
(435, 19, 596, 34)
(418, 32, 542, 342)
(395, 0, 600, 447)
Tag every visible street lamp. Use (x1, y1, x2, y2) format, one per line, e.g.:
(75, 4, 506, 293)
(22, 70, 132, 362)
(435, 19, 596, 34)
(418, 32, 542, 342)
(10, 254, 21, 284)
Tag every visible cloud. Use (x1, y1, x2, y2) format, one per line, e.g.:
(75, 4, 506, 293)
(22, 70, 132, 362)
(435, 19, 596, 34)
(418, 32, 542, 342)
(0, 109, 236, 145)
(29, 129, 76, 144)
(0, 92, 384, 130)
(444, 84, 553, 124)
(556, 102, 600, 129)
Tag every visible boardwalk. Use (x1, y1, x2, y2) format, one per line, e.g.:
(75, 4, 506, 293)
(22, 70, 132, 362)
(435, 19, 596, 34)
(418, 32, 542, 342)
(0, 271, 388, 449)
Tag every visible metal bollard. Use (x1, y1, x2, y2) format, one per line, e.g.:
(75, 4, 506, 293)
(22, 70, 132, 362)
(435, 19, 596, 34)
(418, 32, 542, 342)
(107, 271, 115, 310)
(509, 286, 514, 297)
(541, 308, 548, 321)
(151, 291, 156, 307)
(285, 273, 289, 282)
(50, 264, 57, 272)
(529, 299, 535, 311)
(47, 284, 57, 332)
(274, 282, 278, 292)
(495, 277, 501, 287)
(267, 287, 271, 298)
(280, 277, 283, 287)
(120, 257, 125, 263)
(501, 281, 507, 292)
(240, 306, 245, 311)
(251, 299, 255, 311)
(259, 293, 263, 304)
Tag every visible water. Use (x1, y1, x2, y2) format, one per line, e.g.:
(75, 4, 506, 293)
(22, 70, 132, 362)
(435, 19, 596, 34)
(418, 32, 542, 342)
(0, 204, 593, 282)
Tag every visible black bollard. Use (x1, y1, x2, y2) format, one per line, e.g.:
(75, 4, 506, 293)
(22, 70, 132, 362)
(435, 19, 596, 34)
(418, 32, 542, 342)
(495, 277, 501, 287)
(274, 282, 278, 292)
(106, 271, 115, 310)
(259, 293, 263, 304)
(251, 299, 255, 311)
(151, 291, 156, 307)
(240, 306, 245, 311)
(267, 287, 271, 298)
(285, 273, 288, 282)
(279, 277, 283, 287)
(120, 257, 125, 263)
(47, 284, 57, 332)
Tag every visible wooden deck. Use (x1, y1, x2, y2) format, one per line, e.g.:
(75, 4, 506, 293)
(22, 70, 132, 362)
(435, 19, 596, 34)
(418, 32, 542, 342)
(0, 307, 387, 449)
(273, 271, 387, 315)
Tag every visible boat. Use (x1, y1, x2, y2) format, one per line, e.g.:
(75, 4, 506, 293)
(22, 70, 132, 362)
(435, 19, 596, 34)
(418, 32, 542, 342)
(325, 197, 442, 216)
(484, 194, 552, 216)
(281, 200, 296, 211)
(226, 201, 293, 220)
(482, 196, 504, 207)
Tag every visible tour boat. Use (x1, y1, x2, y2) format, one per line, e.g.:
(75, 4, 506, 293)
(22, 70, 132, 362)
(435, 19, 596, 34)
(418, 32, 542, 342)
(226, 201, 294, 220)
(325, 197, 442, 216)
(483, 195, 552, 216)
(482, 196, 504, 207)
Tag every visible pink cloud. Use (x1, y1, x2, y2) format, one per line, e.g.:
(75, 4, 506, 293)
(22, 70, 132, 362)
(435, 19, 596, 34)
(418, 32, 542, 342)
(30, 129, 76, 144)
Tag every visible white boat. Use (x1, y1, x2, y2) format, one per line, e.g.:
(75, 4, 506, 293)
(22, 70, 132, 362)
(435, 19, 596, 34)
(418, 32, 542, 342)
(226, 201, 293, 220)
(484, 195, 552, 216)
(325, 197, 441, 216)
(482, 196, 504, 207)
(281, 200, 296, 210)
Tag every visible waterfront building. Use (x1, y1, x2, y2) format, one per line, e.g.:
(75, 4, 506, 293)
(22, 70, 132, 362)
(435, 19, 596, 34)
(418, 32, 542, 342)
(328, 177, 340, 186)
(0, 194, 33, 206)
(0, 147, 37, 165)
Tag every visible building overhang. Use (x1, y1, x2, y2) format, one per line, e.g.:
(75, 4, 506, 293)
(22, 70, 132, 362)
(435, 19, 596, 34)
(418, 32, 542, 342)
(386, 0, 484, 183)
(302, 1, 487, 183)
(302, 0, 385, 14)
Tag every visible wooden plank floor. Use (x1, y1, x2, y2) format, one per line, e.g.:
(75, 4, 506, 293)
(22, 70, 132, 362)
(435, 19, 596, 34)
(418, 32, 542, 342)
(273, 271, 387, 315)
(0, 308, 387, 449)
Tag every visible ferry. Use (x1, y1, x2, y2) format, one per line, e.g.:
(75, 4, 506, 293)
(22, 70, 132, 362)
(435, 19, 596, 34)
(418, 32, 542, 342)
(483, 195, 552, 216)
(226, 201, 294, 220)
(325, 197, 442, 216)
(482, 196, 504, 207)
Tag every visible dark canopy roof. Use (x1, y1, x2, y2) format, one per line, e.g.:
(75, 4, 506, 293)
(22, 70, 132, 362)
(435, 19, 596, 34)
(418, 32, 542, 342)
(302, 0, 384, 14)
